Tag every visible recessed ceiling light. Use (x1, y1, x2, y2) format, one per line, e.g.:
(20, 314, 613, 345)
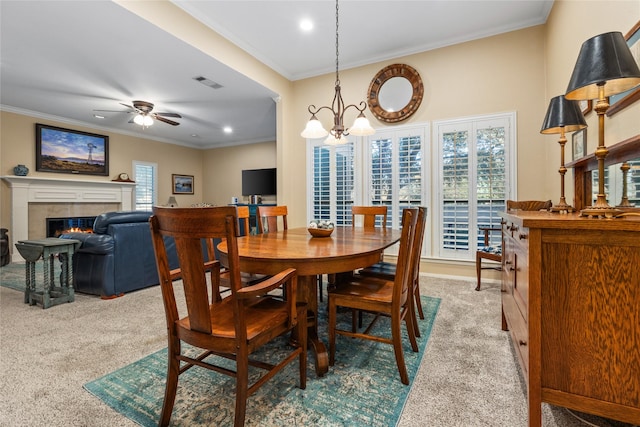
(223, 126, 233, 134)
(94, 114, 105, 119)
(300, 19, 313, 32)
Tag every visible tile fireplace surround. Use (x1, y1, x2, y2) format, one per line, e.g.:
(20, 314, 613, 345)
(1, 176, 135, 262)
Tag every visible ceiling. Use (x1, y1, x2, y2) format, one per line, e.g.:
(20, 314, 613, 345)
(0, 1, 553, 150)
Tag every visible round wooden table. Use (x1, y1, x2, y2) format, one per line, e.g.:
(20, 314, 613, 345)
(218, 226, 401, 376)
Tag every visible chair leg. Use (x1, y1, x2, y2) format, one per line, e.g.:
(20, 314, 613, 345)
(328, 298, 337, 366)
(318, 275, 323, 302)
(297, 304, 308, 390)
(414, 279, 425, 320)
(234, 346, 249, 427)
(391, 315, 409, 385)
(475, 253, 482, 291)
(412, 279, 423, 338)
(159, 340, 180, 427)
(405, 306, 419, 353)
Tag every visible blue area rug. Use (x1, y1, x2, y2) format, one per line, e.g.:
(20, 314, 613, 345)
(0, 262, 42, 292)
(84, 296, 440, 427)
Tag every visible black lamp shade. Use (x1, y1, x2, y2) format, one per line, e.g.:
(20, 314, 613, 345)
(540, 95, 587, 134)
(565, 31, 640, 100)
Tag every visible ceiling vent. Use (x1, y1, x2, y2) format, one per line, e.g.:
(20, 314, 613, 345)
(193, 76, 223, 89)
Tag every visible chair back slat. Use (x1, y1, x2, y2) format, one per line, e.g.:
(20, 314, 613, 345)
(352, 205, 388, 228)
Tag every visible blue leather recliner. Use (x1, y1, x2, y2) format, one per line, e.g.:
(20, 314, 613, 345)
(60, 211, 178, 298)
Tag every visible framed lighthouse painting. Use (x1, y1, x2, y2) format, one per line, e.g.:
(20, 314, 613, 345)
(36, 123, 109, 176)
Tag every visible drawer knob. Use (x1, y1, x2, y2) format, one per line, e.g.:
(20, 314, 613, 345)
(519, 340, 527, 346)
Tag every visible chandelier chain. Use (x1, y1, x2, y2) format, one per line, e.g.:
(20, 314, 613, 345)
(335, 0, 340, 85)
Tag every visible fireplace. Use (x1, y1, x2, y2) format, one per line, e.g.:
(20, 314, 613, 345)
(46, 216, 97, 237)
(1, 175, 135, 262)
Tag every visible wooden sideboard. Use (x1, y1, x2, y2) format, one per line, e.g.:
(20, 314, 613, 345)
(500, 210, 640, 426)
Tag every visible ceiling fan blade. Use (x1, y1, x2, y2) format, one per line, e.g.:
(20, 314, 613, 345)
(119, 102, 137, 111)
(154, 115, 180, 126)
(155, 112, 182, 118)
(93, 109, 132, 113)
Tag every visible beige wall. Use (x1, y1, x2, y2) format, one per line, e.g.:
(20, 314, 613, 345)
(0, 110, 205, 229)
(202, 141, 277, 207)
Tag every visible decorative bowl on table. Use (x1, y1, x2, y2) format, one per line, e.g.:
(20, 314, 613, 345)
(308, 220, 334, 237)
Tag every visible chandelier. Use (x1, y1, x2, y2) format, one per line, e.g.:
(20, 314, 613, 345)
(300, 0, 375, 145)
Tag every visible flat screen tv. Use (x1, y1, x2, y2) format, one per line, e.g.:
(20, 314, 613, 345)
(242, 168, 276, 196)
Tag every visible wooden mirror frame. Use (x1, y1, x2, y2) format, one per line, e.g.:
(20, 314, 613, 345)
(367, 63, 424, 123)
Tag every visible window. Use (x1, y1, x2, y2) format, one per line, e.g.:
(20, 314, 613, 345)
(308, 143, 355, 225)
(133, 161, 157, 211)
(368, 128, 426, 229)
(434, 113, 515, 260)
(307, 125, 427, 255)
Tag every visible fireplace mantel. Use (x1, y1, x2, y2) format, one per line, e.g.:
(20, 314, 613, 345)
(2, 175, 135, 261)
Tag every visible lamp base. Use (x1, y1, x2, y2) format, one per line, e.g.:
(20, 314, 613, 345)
(579, 206, 623, 218)
(550, 200, 574, 214)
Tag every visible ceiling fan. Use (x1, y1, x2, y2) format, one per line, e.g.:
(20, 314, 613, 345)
(95, 100, 181, 126)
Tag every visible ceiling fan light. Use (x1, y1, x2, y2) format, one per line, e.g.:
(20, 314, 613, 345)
(301, 115, 329, 138)
(133, 114, 144, 125)
(134, 114, 153, 126)
(349, 113, 375, 136)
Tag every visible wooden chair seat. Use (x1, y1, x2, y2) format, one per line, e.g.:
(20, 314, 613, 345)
(176, 296, 290, 341)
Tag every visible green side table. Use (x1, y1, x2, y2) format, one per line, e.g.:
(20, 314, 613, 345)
(14, 238, 81, 309)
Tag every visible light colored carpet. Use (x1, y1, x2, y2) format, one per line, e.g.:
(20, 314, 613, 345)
(0, 267, 635, 426)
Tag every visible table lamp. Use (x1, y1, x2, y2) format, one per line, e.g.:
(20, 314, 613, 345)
(166, 196, 178, 207)
(565, 31, 640, 217)
(540, 95, 587, 213)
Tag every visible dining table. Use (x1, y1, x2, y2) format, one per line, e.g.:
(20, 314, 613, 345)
(217, 225, 402, 376)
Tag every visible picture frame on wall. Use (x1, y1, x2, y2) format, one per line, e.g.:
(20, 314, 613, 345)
(35, 123, 109, 176)
(607, 19, 640, 117)
(172, 174, 194, 194)
(572, 128, 587, 161)
(579, 99, 592, 116)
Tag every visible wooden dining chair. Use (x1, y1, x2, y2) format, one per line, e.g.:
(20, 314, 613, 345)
(321, 205, 389, 303)
(328, 208, 419, 385)
(256, 205, 288, 234)
(149, 206, 307, 427)
(357, 206, 427, 337)
(475, 199, 551, 291)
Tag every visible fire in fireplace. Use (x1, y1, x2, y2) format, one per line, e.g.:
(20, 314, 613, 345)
(46, 216, 97, 238)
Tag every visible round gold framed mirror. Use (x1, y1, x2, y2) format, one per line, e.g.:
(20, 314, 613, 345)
(367, 63, 424, 123)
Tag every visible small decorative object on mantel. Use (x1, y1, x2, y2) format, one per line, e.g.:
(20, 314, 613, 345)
(112, 172, 135, 182)
(13, 164, 29, 176)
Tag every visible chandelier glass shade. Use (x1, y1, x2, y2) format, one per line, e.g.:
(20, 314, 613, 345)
(300, 0, 375, 143)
